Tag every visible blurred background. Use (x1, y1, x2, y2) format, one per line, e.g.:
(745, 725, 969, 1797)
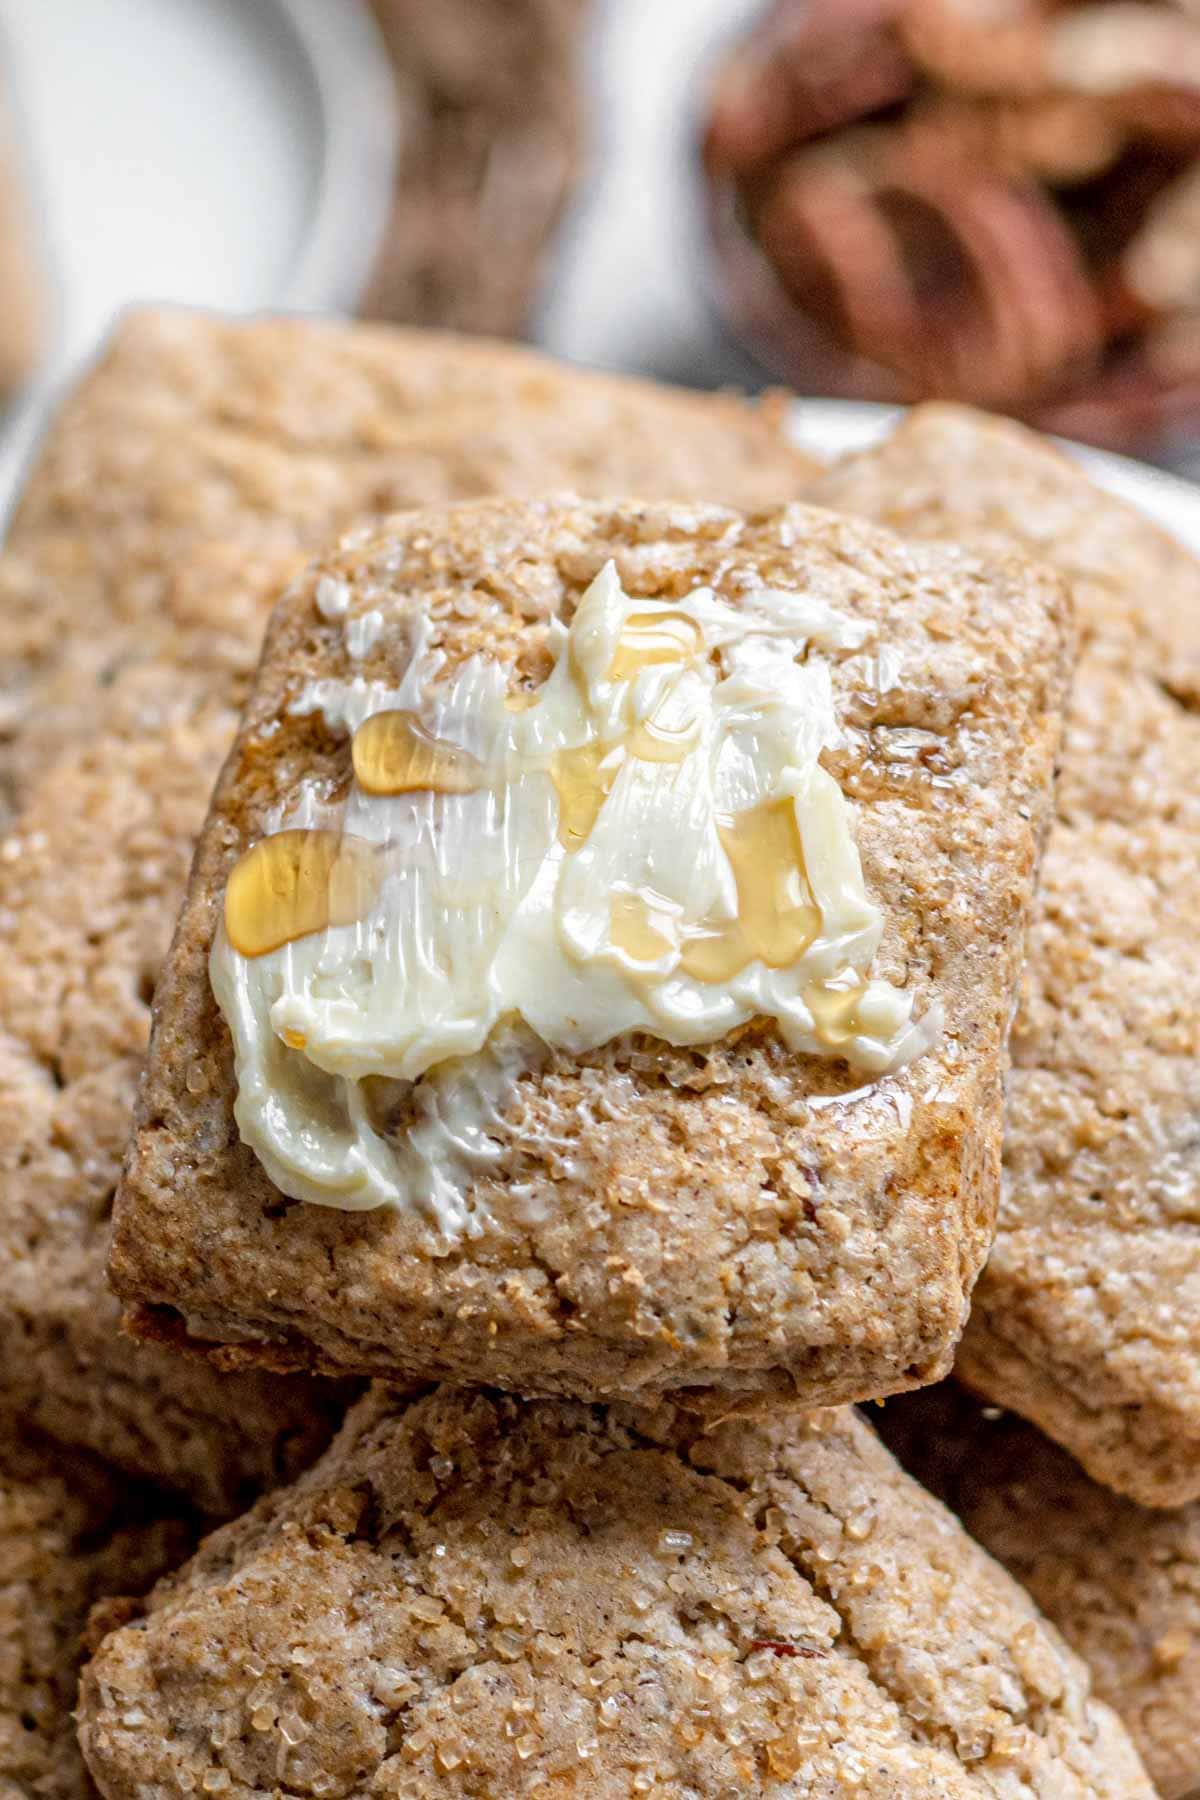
(2, 0, 1200, 508)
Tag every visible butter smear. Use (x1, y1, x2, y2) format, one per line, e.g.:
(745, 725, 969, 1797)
(210, 562, 941, 1229)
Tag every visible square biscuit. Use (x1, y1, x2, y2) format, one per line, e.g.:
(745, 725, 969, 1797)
(878, 1382, 1200, 1800)
(0, 307, 820, 819)
(112, 494, 1072, 1407)
(77, 1387, 1151, 1798)
(806, 404, 1200, 1506)
(0, 311, 820, 1508)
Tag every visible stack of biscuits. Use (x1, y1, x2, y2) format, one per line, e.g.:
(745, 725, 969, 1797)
(1, 308, 1196, 1799)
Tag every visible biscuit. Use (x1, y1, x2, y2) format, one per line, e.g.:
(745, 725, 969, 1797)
(0, 1425, 194, 1800)
(0, 311, 819, 1505)
(0, 309, 819, 813)
(10, 312, 816, 570)
(879, 1381, 1200, 1800)
(806, 403, 1200, 1506)
(0, 708, 356, 1516)
(77, 1387, 1152, 1799)
(111, 495, 1071, 1407)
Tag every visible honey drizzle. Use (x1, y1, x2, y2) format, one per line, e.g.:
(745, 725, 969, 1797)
(352, 709, 482, 797)
(294, 607, 825, 981)
(680, 799, 820, 983)
(625, 713, 700, 763)
(607, 801, 823, 984)
(224, 829, 383, 959)
(806, 980, 871, 1045)
(610, 891, 675, 964)
(607, 609, 702, 680)
(552, 608, 705, 846)
(552, 740, 616, 850)
(345, 607, 705, 853)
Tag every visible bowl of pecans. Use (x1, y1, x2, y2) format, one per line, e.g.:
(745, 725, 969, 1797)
(703, 0, 1200, 455)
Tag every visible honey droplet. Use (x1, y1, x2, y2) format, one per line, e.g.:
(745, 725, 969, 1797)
(806, 981, 868, 1046)
(626, 712, 699, 764)
(681, 799, 820, 983)
(352, 710, 482, 797)
(552, 740, 618, 850)
(610, 891, 674, 964)
(680, 923, 747, 984)
(224, 829, 383, 958)
(727, 800, 821, 969)
(608, 610, 702, 681)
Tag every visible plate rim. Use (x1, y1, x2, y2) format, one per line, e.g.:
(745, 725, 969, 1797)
(260, 0, 398, 316)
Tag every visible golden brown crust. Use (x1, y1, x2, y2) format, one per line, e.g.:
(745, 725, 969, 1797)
(879, 1381, 1200, 1800)
(77, 1388, 1153, 1799)
(0, 309, 822, 1506)
(805, 402, 1200, 1506)
(111, 494, 1071, 1407)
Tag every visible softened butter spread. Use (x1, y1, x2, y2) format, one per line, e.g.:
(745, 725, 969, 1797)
(210, 562, 942, 1231)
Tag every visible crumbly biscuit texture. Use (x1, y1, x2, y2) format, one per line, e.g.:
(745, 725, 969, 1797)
(113, 494, 1071, 1409)
(0, 1426, 194, 1800)
(0, 310, 817, 1504)
(78, 1387, 1152, 1799)
(879, 1381, 1200, 1800)
(805, 403, 1200, 1506)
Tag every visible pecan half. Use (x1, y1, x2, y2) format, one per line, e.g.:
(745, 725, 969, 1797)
(705, 0, 1200, 448)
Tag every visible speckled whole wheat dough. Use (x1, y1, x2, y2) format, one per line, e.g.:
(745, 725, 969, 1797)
(77, 1387, 1153, 1799)
(0, 1424, 195, 1800)
(111, 494, 1072, 1408)
(0, 309, 819, 1507)
(804, 405, 1200, 1507)
(877, 1380, 1200, 1800)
